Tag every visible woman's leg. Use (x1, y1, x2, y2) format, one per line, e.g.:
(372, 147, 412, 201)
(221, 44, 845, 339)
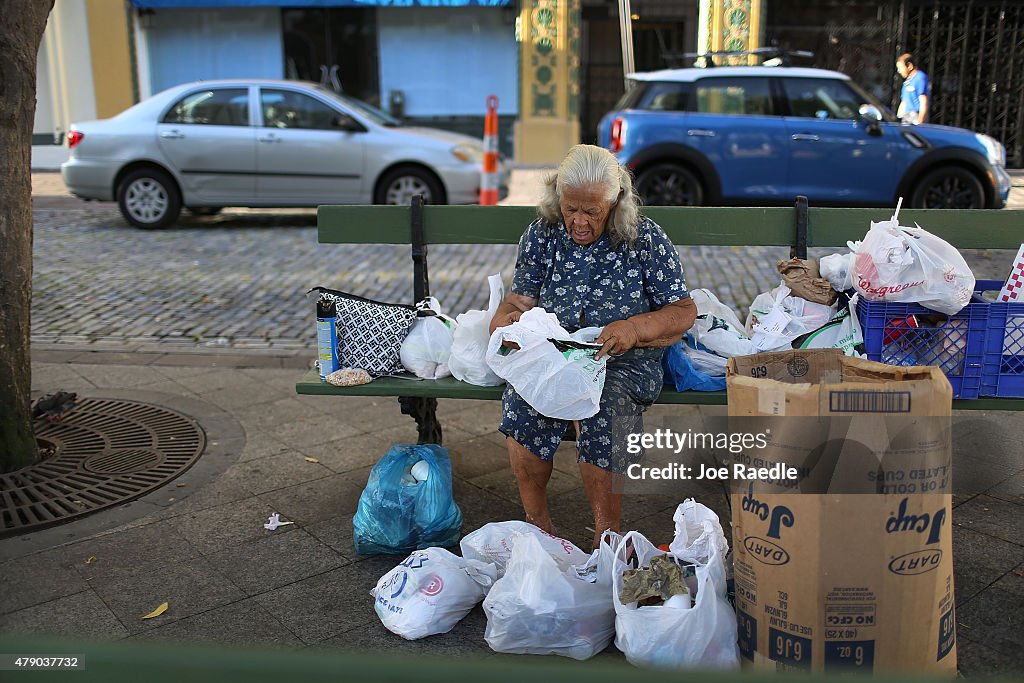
(499, 385, 565, 533)
(579, 462, 622, 549)
(576, 362, 657, 549)
(506, 436, 555, 533)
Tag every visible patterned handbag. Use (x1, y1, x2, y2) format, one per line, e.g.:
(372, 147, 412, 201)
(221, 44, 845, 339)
(310, 287, 419, 377)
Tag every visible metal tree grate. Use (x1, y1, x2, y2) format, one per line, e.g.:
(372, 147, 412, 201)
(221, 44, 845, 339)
(0, 398, 205, 537)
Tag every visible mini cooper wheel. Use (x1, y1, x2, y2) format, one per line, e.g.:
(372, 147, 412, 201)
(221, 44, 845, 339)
(635, 163, 704, 206)
(909, 166, 986, 209)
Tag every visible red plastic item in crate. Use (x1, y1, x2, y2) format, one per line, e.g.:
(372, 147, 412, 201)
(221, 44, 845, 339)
(860, 280, 1024, 399)
(856, 286, 991, 400)
(883, 315, 919, 345)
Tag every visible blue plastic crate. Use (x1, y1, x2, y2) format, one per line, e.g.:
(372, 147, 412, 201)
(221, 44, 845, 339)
(981, 289, 1024, 398)
(855, 282, 997, 400)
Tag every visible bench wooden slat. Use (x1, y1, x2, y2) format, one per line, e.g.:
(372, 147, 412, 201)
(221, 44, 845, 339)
(799, 207, 1023, 250)
(295, 369, 727, 403)
(318, 205, 536, 245)
(295, 370, 1023, 410)
(319, 205, 1024, 250)
(296, 369, 504, 400)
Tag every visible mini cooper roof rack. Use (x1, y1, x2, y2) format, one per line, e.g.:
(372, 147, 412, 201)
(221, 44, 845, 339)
(662, 47, 815, 69)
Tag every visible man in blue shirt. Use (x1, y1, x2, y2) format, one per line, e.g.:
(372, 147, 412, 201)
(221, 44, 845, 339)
(897, 53, 930, 124)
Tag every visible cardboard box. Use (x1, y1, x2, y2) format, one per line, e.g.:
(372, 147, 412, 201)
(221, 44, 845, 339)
(726, 349, 956, 674)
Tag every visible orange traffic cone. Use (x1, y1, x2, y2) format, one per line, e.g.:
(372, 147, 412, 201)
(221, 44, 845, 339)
(480, 95, 500, 206)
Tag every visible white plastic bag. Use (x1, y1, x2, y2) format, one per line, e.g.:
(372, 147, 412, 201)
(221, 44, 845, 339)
(681, 338, 728, 377)
(689, 289, 757, 358)
(482, 531, 622, 660)
(791, 296, 865, 356)
(485, 308, 607, 420)
(371, 547, 498, 640)
(449, 273, 505, 386)
(851, 203, 975, 314)
(460, 521, 589, 577)
(668, 498, 729, 565)
(746, 284, 836, 352)
(819, 252, 856, 292)
(400, 298, 457, 379)
(613, 528, 740, 670)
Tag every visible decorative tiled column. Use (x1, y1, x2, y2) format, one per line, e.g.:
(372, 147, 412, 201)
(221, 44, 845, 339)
(697, 0, 765, 65)
(513, 0, 581, 164)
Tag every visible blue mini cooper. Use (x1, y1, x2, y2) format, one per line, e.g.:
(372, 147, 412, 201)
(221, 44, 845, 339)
(597, 66, 1011, 208)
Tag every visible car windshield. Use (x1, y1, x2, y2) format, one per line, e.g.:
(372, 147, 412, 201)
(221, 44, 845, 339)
(313, 86, 400, 127)
(845, 79, 899, 122)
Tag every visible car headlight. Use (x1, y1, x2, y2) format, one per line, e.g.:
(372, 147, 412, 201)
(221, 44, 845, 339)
(975, 133, 1006, 167)
(451, 144, 484, 164)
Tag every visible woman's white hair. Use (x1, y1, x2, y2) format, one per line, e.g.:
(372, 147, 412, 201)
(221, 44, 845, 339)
(537, 144, 642, 247)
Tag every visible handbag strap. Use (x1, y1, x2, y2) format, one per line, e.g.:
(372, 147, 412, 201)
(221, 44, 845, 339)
(310, 286, 416, 310)
(415, 297, 442, 316)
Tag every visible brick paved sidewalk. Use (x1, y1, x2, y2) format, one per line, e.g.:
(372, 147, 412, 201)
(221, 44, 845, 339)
(10, 169, 1023, 676)
(0, 352, 1021, 676)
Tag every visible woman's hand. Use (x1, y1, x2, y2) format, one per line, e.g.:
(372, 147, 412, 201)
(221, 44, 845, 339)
(488, 293, 538, 335)
(595, 320, 640, 359)
(492, 310, 523, 350)
(595, 299, 697, 359)
(497, 310, 523, 327)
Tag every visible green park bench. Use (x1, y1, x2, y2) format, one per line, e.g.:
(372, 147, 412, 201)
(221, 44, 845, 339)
(297, 197, 1024, 442)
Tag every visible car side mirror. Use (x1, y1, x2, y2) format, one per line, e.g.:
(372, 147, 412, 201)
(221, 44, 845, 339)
(858, 104, 883, 136)
(858, 104, 882, 122)
(334, 115, 363, 132)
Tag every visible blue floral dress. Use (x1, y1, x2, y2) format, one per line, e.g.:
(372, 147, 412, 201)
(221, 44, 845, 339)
(498, 215, 690, 472)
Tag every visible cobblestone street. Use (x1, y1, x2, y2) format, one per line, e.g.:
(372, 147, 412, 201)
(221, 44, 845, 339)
(30, 171, 1024, 355)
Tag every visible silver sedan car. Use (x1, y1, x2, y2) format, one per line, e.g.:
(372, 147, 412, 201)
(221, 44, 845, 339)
(62, 79, 505, 228)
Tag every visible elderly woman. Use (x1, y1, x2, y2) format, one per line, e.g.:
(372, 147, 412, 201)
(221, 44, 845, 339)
(489, 144, 696, 548)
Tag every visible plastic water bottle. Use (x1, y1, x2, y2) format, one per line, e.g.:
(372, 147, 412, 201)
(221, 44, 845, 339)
(316, 298, 339, 381)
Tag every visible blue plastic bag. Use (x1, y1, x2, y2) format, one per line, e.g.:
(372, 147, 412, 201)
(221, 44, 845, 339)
(662, 337, 727, 392)
(353, 443, 463, 555)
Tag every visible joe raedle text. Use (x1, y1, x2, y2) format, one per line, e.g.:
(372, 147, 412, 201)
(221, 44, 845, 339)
(625, 462, 799, 482)
(624, 427, 797, 483)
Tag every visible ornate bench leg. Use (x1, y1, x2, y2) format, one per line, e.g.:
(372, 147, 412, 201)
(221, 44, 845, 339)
(398, 396, 442, 445)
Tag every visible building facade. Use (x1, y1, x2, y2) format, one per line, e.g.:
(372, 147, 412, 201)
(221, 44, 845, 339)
(33, 0, 135, 167)
(33, 0, 520, 164)
(32, 0, 1024, 168)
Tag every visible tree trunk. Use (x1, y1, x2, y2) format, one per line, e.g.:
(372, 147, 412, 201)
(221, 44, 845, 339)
(0, 1, 54, 472)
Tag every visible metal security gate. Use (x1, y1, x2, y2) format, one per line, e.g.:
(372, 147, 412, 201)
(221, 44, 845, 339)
(580, 0, 697, 143)
(763, 0, 901, 104)
(764, 0, 1024, 167)
(899, 0, 1024, 167)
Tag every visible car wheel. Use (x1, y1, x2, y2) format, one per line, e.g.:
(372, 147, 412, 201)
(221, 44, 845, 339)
(117, 168, 181, 229)
(187, 207, 222, 216)
(909, 166, 986, 209)
(374, 166, 446, 205)
(635, 163, 704, 206)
